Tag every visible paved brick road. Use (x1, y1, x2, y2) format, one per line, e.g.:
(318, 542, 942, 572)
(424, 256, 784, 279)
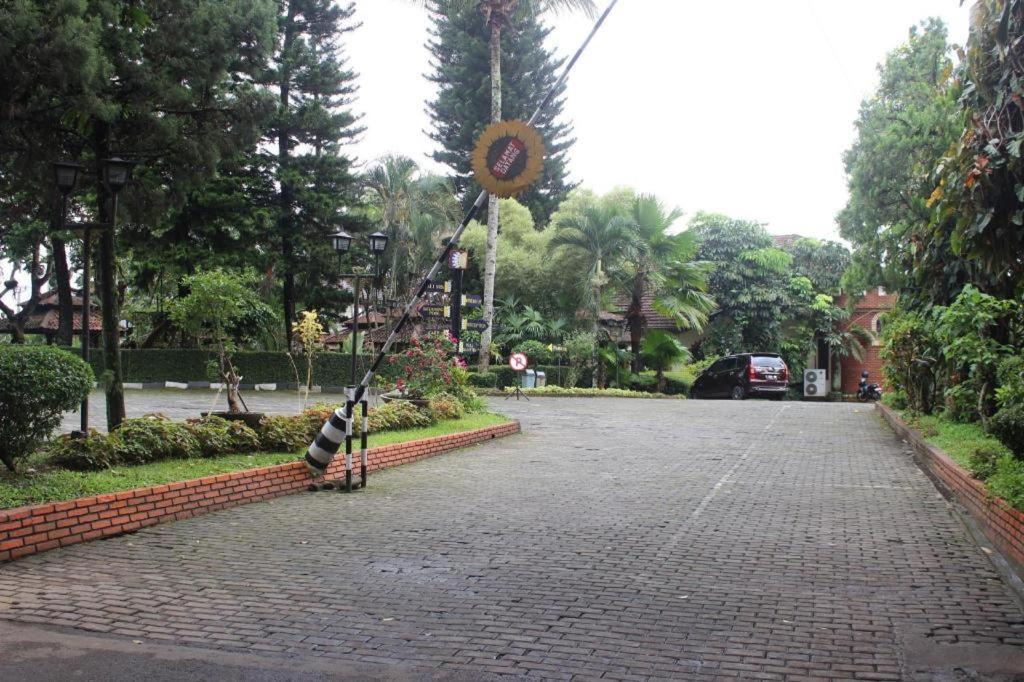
(3, 399, 1024, 680)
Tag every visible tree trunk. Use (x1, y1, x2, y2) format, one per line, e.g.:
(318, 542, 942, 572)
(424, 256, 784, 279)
(657, 368, 666, 394)
(97, 166, 126, 430)
(278, 2, 298, 351)
(51, 235, 74, 347)
(222, 350, 244, 414)
(593, 272, 602, 389)
(0, 452, 15, 473)
(478, 22, 503, 372)
(628, 273, 645, 372)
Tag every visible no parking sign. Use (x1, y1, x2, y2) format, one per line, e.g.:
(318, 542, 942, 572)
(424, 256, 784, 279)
(509, 353, 528, 372)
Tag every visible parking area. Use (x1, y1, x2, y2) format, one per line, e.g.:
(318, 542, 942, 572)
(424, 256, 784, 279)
(6, 398, 1024, 680)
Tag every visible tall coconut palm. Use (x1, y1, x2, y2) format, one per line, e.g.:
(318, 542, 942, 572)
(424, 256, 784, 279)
(424, 0, 596, 372)
(618, 195, 715, 372)
(552, 204, 631, 386)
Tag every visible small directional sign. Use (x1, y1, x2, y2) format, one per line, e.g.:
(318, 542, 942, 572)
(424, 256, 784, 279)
(462, 318, 490, 332)
(461, 294, 483, 308)
(425, 280, 451, 294)
(422, 305, 450, 319)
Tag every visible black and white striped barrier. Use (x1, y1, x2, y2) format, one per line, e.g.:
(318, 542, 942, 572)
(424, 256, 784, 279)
(303, 0, 619, 484)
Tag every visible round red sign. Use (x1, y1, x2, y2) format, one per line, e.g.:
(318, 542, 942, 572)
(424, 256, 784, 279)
(509, 352, 528, 372)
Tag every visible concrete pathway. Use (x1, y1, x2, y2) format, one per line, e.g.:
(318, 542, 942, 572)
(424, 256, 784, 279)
(5, 398, 1024, 680)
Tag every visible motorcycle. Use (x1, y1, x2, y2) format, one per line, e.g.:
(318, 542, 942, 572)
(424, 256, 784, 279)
(857, 370, 882, 402)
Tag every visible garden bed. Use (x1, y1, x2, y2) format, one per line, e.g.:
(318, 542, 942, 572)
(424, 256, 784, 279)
(0, 414, 518, 563)
(478, 386, 684, 399)
(876, 402, 1024, 572)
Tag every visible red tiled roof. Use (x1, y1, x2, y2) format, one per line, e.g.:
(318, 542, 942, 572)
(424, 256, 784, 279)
(772, 234, 804, 248)
(610, 292, 678, 330)
(0, 305, 103, 334)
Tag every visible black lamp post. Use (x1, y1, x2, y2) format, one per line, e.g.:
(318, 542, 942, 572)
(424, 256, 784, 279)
(329, 230, 392, 387)
(54, 161, 90, 435)
(368, 231, 389, 291)
(329, 230, 363, 387)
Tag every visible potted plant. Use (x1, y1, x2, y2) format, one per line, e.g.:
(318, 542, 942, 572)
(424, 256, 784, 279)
(170, 269, 275, 429)
(383, 332, 466, 406)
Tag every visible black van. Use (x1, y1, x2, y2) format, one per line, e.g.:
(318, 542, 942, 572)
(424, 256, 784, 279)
(691, 353, 789, 400)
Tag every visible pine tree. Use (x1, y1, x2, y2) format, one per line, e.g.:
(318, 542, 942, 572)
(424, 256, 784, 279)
(426, 5, 577, 225)
(266, 0, 363, 349)
(2, 0, 279, 429)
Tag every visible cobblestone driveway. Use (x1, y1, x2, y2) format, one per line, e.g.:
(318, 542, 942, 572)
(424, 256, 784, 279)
(4, 399, 1024, 680)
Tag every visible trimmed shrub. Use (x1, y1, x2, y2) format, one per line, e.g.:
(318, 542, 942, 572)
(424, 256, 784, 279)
(368, 400, 434, 432)
(428, 392, 465, 421)
(113, 415, 202, 464)
(989, 404, 1024, 457)
(187, 417, 261, 457)
(46, 431, 117, 471)
(512, 340, 553, 365)
(258, 414, 316, 453)
(58, 347, 375, 386)
(468, 371, 498, 388)
(0, 345, 94, 472)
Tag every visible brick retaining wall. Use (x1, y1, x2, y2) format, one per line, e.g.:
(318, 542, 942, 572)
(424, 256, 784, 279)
(0, 421, 520, 563)
(876, 403, 1024, 572)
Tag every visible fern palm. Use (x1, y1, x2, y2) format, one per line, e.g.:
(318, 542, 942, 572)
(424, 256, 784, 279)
(616, 195, 715, 371)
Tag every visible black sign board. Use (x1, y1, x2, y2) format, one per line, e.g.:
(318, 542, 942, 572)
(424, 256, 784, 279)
(463, 319, 490, 332)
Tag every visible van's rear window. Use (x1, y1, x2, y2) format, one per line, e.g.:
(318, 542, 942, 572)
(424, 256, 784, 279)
(753, 356, 785, 368)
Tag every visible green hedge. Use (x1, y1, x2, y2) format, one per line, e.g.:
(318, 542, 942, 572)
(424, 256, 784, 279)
(60, 348, 376, 386)
(491, 364, 593, 389)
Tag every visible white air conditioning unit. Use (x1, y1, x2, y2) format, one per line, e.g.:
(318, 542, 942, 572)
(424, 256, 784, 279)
(803, 368, 828, 397)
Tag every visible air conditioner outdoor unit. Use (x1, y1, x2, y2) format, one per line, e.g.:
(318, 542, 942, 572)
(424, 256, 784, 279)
(803, 368, 828, 397)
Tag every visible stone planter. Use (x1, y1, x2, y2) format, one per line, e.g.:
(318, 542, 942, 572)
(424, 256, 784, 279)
(201, 411, 266, 430)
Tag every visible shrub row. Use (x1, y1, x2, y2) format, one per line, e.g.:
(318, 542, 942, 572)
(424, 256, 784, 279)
(59, 348, 377, 386)
(45, 397, 461, 471)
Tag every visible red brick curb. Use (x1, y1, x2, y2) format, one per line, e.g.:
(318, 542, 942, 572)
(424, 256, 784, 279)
(876, 402, 1024, 572)
(0, 420, 520, 563)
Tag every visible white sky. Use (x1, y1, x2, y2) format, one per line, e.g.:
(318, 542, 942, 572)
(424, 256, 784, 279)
(346, 0, 971, 241)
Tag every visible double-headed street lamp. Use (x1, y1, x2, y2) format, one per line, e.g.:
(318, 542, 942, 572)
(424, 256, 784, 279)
(53, 157, 135, 436)
(329, 230, 389, 387)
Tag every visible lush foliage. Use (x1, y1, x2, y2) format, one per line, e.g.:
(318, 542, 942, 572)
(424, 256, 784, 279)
(1, 413, 511, 509)
(927, 1, 1024, 304)
(170, 269, 277, 412)
(385, 333, 469, 398)
(641, 331, 692, 394)
(505, 386, 683, 399)
(0, 346, 94, 472)
(838, 19, 960, 295)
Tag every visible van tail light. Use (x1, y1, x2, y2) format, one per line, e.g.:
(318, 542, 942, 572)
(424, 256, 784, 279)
(748, 364, 757, 379)
(780, 366, 788, 381)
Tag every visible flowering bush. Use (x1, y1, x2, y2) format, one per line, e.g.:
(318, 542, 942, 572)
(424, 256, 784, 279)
(385, 332, 470, 398)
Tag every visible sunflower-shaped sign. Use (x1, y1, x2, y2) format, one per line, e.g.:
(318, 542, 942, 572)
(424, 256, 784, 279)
(471, 120, 545, 198)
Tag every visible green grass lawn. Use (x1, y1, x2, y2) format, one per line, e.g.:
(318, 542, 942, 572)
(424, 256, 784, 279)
(0, 412, 511, 510)
(898, 411, 1011, 469)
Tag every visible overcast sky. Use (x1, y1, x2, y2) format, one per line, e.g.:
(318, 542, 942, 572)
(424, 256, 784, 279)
(346, 0, 971, 242)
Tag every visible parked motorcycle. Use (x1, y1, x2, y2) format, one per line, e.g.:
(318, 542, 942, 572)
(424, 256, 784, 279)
(857, 370, 882, 402)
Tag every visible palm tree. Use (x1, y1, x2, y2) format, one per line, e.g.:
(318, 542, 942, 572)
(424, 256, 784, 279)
(552, 203, 631, 386)
(424, 0, 597, 372)
(365, 157, 458, 297)
(642, 330, 692, 393)
(365, 155, 418, 298)
(618, 195, 715, 371)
